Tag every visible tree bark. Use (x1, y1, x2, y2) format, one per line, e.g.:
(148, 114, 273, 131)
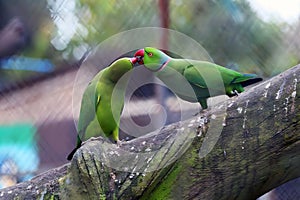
(0, 64, 299, 200)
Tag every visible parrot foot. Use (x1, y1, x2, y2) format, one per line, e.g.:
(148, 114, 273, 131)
(116, 140, 122, 147)
(194, 108, 208, 116)
(89, 136, 100, 141)
(81, 137, 101, 146)
(230, 90, 239, 96)
(89, 137, 102, 141)
(200, 109, 208, 116)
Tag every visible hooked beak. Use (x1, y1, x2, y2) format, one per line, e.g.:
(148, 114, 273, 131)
(130, 57, 138, 64)
(134, 49, 144, 64)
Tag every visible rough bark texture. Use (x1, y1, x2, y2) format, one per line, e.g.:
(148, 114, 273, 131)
(0, 64, 299, 200)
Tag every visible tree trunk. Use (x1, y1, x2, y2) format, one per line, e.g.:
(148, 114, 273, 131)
(0, 64, 299, 200)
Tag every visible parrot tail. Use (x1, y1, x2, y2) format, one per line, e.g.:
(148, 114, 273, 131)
(67, 147, 79, 160)
(67, 135, 83, 160)
(233, 74, 263, 87)
(240, 76, 263, 87)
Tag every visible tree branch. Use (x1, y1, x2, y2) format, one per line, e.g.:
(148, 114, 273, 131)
(1, 64, 299, 200)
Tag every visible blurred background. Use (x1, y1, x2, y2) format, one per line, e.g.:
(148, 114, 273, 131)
(0, 0, 299, 199)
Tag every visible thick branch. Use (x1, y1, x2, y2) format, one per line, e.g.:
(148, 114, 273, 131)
(0, 65, 299, 200)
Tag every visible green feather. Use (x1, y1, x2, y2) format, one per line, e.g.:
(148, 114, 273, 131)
(140, 47, 262, 109)
(67, 58, 133, 160)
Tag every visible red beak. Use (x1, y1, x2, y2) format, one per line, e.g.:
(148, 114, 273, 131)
(130, 57, 138, 64)
(134, 49, 144, 64)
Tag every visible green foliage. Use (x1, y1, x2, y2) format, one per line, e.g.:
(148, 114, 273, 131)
(2, 0, 299, 86)
(71, 0, 159, 49)
(169, 0, 297, 76)
(59, 0, 298, 77)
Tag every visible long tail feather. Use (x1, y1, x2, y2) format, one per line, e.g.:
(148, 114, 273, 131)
(67, 147, 79, 160)
(240, 77, 263, 87)
(67, 135, 83, 160)
(232, 73, 263, 87)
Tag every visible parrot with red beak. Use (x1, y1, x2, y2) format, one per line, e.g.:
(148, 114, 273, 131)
(134, 47, 262, 109)
(67, 57, 138, 160)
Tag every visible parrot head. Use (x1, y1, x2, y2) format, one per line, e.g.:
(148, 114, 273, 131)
(108, 57, 138, 82)
(134, 47, 171, 72)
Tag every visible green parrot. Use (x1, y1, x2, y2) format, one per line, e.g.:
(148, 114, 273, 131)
(134, 47, 262, 109)
(67, 57, 137, 160)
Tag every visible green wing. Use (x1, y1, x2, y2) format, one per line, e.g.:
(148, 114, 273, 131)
(77, 71, 103, 140)
(183, 64, 208, 88)
(183, 61, 249, 85)
(183, 61, 226, 90)
(67, 72, 102, 160)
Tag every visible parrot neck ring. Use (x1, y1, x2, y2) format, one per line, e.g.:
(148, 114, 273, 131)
(152, 58, 171, 72)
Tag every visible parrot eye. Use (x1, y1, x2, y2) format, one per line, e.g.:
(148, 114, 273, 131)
(148, 52, 153, 57)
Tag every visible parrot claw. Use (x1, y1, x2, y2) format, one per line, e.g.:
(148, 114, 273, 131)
(193, 111, 200, 116)
(194, 108, 208, 116)
(200, 109, 208, 116)
(116, 140, 122, 147)
(82, 137, 101, 146)
(89, 136, 98, 141)
(231, 90, 239, 96)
